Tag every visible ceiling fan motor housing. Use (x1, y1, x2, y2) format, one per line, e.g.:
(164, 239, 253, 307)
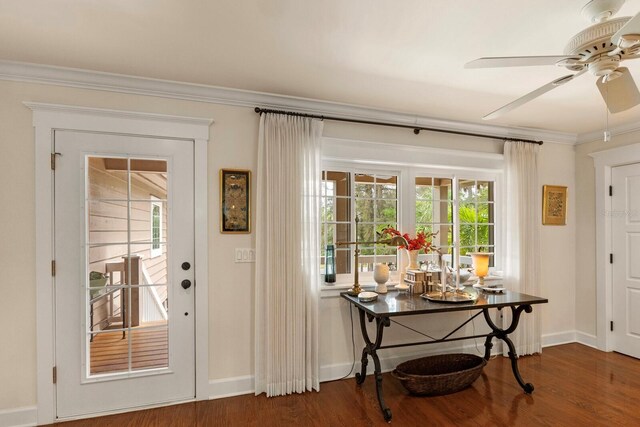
(563, 16, 638, 73)
(565, 17, 629, 57)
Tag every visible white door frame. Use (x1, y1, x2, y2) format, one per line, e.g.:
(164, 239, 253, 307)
(590, 142, 640, 352)
(27, 102, 212, 425)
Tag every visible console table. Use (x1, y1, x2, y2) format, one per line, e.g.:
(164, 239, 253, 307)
(340, 288, 548, 422)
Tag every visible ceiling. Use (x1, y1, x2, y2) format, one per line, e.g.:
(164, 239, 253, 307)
(3, 0, 640, 135)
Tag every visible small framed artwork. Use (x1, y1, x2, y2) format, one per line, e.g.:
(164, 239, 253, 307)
(542, 185, 567, 225)
(220, 169, 251, 233)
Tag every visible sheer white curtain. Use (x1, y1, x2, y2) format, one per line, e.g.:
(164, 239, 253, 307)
(503, 141, 541, 356)
(254, 113, 323, 397)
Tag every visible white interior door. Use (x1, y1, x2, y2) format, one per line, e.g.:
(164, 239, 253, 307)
(612, 162, 640, 358)
(54, 130, 195, 419)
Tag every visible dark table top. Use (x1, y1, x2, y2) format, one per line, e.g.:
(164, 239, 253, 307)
(340, 287, 548, 318)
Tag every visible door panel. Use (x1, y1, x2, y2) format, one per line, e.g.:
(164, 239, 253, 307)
(612, 162, 640, 358)
(54, 131, 195, 419)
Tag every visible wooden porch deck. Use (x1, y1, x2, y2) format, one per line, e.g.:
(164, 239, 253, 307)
(90, 325, 168, 375)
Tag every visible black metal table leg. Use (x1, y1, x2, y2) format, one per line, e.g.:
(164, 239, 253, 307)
(354, 308, 393, 421)
(483, 306, 535, 394)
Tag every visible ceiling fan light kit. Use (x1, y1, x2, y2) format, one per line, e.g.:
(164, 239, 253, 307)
(468, 0, 640, 120)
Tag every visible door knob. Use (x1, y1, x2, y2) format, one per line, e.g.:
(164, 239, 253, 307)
(181, 279, 192, 290)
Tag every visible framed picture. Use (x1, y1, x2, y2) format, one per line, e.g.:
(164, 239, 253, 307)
(220, 169, 251, 233)
(542, 185, 567, 225)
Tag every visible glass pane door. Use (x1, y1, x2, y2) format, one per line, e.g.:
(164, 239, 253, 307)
(86, 156, 169, 376)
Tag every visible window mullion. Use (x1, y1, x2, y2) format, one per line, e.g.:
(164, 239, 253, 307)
(452, 175, 460, 278)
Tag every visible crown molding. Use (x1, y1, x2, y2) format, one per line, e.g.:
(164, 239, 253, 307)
(0, 60, 578, 145)
(23, 101, 214, 127)
(577, 121, 640, 145)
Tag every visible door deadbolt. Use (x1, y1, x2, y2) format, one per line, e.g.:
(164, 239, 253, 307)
(181, 262, 191, 271)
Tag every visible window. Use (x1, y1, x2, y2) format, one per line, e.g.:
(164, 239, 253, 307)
(415, 176, 495, 268)
(150, 196, 162, 258)
(320, 170, 399, 277)
(320, 166, 498, 283)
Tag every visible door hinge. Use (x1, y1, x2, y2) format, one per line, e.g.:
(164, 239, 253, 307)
(53, 366, 57, 384)
(610, 253, 613, 264)
(609, 185, 613, 196)
(51, 260, 56, 276)
(50, 152, 61, 170)
(610, 321, 614, 332)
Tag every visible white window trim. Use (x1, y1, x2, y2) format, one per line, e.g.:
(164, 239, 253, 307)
(321, 137, 503, 295)
(150, 196, 163, 258)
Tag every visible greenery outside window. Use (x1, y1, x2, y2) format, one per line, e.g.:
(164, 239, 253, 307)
(320, 170, 399, 278)
(415, 177, 495, 268)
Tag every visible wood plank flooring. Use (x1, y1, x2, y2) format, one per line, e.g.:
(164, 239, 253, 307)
(52, 343, 640, 426)
(90, 326, 167, 374)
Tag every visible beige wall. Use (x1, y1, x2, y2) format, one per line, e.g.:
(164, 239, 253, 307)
(574, 131, 640, 336)
(0, 78, 578, 412)
(538, 143, 577, 336)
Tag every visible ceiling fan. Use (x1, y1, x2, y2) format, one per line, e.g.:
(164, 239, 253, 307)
(466, 0, 640, 120)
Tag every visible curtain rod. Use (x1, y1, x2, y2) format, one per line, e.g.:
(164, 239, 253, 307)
(254, 107, 543, 145)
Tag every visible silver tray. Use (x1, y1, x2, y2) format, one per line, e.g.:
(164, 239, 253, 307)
(421, 291, 478, 303)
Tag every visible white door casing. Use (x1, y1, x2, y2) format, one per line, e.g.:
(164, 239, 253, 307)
(590, 143, 640, 352)
(612, 163, 640, 357)
(29, 103, 211, 424)
(54, 130, 194, 418)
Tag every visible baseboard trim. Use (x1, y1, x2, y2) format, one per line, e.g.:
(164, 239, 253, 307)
(208, 375, 255, 400)
(0, 406, 37, 427)
(541, 330, 577, 348)
(575, 331, 598, 349)
(209, 342, 498, 399)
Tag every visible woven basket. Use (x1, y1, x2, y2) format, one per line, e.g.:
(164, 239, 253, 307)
(392, 353, 486, 396)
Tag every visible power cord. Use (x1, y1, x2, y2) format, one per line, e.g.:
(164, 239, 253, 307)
(337, 303, 357, 380)
(471, 312, 497, 360)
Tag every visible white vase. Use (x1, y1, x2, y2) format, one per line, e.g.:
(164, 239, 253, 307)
(373, 263, 390, 294)
(408, 250, 420, 270)
(398, 248, 410, 285)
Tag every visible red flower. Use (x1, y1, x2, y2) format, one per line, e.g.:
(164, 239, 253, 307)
(380, 227, 437, 252)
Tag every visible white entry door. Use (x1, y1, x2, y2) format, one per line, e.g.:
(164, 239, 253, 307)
(54, 130, 195, 419)
(612, 162, 640, 358)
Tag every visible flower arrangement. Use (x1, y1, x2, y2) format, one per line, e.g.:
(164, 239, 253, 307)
(379, 227, 438, 252)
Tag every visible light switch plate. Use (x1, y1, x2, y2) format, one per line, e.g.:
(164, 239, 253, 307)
(235, 248, 255, 263)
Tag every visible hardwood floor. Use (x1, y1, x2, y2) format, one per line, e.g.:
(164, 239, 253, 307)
(50, 343, 640, 426)
(90, 326, 167, 374)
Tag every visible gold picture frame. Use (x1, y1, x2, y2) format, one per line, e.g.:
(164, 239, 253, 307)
(220, 169, 251, 233)
(542, 185, 567, 226)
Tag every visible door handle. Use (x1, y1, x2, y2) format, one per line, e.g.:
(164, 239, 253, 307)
(181, 279, 192, 290)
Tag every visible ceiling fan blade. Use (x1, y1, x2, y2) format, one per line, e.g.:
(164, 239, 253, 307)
(596, 67, 640, 113)
(483, 69, 587, 120)
(465, 55, 578, 69)
(611, 12, 640, 47)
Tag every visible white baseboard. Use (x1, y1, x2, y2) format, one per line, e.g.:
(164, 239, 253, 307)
(541, 330, 577, 348)
(208, 375, 255, 400)
(0, 406, 37, 427)
(319, 341, 495, 383)
(575, 331, 598, 348)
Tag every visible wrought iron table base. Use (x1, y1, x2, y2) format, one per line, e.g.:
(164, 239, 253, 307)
(354, 304, 535, 422)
